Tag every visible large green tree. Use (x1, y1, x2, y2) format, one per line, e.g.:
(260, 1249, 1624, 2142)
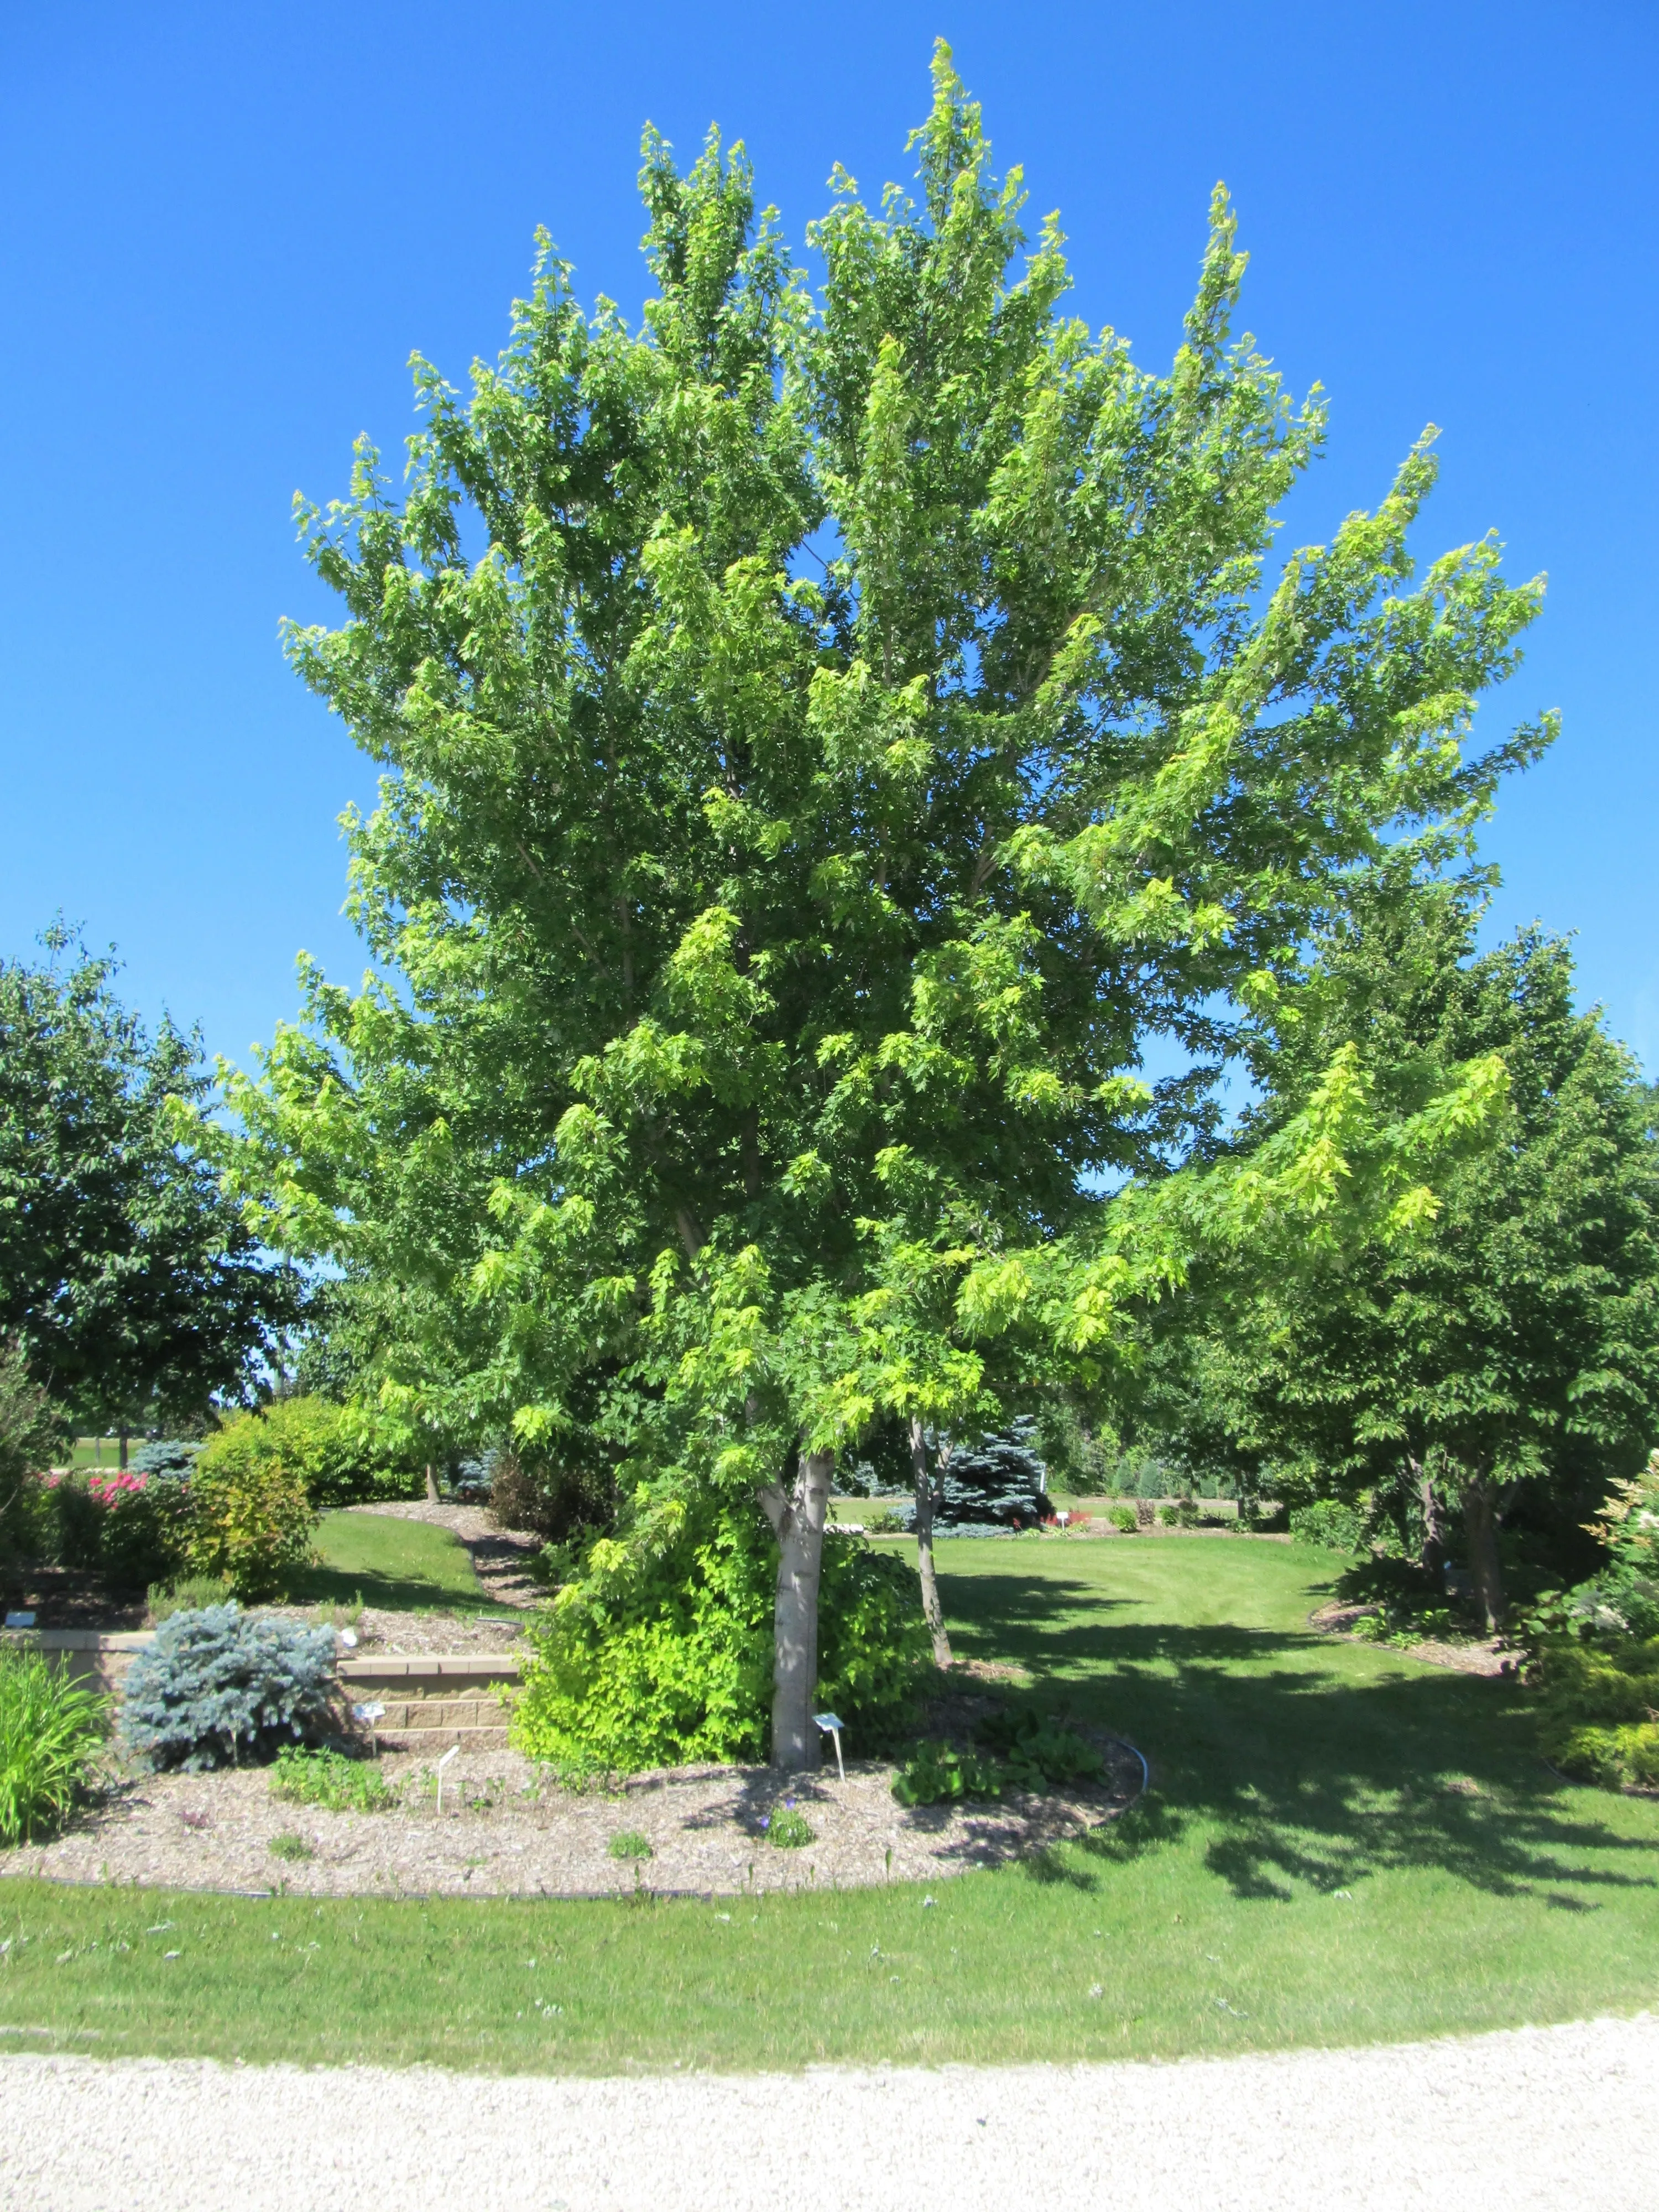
(1170, 877, 1659, 1626)
(0, 928, 300, 1439)
(228, 50, 1536, 1764)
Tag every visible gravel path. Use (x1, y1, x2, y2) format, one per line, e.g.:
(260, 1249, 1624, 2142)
(6, 2013, 1655, 2210)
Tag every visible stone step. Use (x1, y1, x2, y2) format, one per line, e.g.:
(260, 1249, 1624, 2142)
(375, 1726, 512, 1753)
(338, 1654, 520, 1696)
(364, 1696, 511, 1730)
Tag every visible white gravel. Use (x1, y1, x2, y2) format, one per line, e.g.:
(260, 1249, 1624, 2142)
(6, 2012, 1656, 2211)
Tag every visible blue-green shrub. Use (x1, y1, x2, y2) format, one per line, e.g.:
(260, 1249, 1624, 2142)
(129, 1440, 200, 1480)
(514, 1506, 929, 1771)
(119, 1605, 339, 1771)
(898, 1417, 1053, 1533)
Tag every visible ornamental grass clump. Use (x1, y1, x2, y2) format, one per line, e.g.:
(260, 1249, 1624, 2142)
(119, 1605, 340, 1771)
(0, 1647, 108, 1845)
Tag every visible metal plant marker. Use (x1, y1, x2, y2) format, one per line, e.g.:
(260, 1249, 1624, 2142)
(351, 1699, 385, 1755)
(814, 1711, 846, 1782)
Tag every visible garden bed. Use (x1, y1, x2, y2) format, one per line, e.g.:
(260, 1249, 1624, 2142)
(0, 1733, 1144, 1900)
(1308, 1599, 1513, 1676)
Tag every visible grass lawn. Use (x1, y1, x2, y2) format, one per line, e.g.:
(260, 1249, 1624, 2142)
(3, 1535, 1657, 2073)
(284, 1509, 500, 1616)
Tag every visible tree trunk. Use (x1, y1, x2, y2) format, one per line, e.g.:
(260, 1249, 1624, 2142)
(425, 1462, 440, 1505)
(757, 1449, 834, 1772)
(117, 1428, 128, 1472)
(909, 1416, 953, 1669)
(1461, 1477, 1505, 1632)
(1412, 1458, 1448, 1582)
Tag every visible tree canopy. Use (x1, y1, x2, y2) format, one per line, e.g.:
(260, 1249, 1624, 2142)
(1146, 877, 1659, 1626)
(226, 48, 1542, 1759)
(0, 927, 300, 1434)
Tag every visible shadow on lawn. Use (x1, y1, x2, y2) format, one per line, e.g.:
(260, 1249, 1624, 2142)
(285, 1563, 500, 1614)
(943, 1566, 1659, 1910)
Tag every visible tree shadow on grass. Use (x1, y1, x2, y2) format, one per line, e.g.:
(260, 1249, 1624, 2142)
(284, 1562, 501, 1615)
(947, 1566, 1659, 1909)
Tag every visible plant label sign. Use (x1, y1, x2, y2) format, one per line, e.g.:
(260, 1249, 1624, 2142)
(4, 1611, 36, 1629)
(814, 1712, 846, 1781)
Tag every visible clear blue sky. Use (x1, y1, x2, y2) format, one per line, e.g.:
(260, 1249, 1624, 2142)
(2, 2, 1653, 1072)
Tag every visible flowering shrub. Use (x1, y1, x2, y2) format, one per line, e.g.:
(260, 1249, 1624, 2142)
(119, 1605, 339, 1770)
(46, 1468, 187, 1590)
(514, 1505, 928, 1771)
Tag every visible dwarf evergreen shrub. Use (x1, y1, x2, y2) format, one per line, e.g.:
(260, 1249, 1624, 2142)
(119, 1605, 339, 1770)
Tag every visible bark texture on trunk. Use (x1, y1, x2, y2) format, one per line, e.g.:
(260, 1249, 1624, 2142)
(117, 1429, 129, 1472)
(425, 1462, 440, 1506)
(1413, 1458, 1448, 1582)
(1461, 1476, 1506, 1632)
(757, 1449, 835, 1772)
(909, 1416, 952, 1669)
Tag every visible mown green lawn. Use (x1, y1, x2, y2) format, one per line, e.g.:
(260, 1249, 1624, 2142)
(3, 1535, 1656, 2073)
(284, 1509, 500, 1616)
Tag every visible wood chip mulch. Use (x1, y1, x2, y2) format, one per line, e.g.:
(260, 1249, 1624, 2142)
(1, 1735, 1146, 1901)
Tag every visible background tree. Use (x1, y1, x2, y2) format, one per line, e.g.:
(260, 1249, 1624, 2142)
(0, 927, 300, 1444)
(1175, 876, 1659, 1626)
(227, 49, 1538, 1765)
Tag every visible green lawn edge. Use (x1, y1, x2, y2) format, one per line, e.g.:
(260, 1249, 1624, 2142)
(4, 1537, 1656, 2074)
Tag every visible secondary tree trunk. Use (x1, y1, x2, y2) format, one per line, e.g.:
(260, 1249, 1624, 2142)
(1461, 1476, 1506, 1632)
(909, 1416, 953, 1670)
(1412, 1457, 1449, 1582)
(425, 1462, 440, 1505)
(117, 1428, 129, 1472)
(757, 1449, 835, 1771)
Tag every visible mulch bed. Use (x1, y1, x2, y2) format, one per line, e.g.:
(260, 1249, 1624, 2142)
(0, 1734, 1146, 1900)
(1309, 1600, 1514, 1677)
(6, 1504, 1147, 1896)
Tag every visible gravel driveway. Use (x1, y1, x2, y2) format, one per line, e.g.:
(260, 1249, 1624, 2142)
(7, 2013, 1656, 2211)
